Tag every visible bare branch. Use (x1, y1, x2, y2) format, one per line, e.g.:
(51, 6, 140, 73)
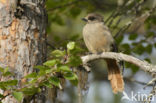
(144, 78, 156, 89)
(114, 5, 156, 38)
(143, 86, 156, 103)
(81, 52, 156, 73)
(124, 78, 153, 86)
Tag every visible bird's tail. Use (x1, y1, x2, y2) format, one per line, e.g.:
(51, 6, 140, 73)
(106, 59, 124, 93)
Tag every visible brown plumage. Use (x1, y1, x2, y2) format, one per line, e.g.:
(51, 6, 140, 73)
(106, 59, 124, 93)
(82, 13, 124, 93)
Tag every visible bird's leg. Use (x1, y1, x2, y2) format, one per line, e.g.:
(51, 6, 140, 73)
(88, 52, 93, 55)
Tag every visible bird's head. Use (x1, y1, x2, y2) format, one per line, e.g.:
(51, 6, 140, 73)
(82, 13, 104, 23)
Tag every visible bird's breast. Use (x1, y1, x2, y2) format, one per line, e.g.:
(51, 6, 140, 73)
(83, 23, 114, 53)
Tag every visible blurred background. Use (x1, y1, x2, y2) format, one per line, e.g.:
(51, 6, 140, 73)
(45, 0, 156, 103)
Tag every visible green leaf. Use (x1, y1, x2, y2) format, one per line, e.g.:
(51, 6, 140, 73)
(38, 70, 46, 76)
(0, 83, 6, 90)
(70, 79, 78, 86)
(121, 43, 131, 54)
(146, 44, 152, 53)
(67, 42, 75, 50)
(125, 63, 139, 73)
(3, 71, 12, 77)
(68, 56, 82, 66)
(34, 65, 48, 70)
(64, 73, 78, 86)
(45, 69, 53, 74)
(121, 43, 130, 49)
(21, 87, 40, 95)
(69, 46, 84, 55)
(131, 65, 139, 73)
(0, 67, 12, 76)
(25, 73, 37, 79)
(64, 72, 77, 80)
(44, 60, 57, 66)
(133, 44, 145, 55)
(129, 33, 138, 40)
(0, 67, 4, 73)
(51, 50, 65, 57)
(58, 66, 71, 72)
(49, 77, 60, 87)
(116, 35, 123, 45)
(35, 65, 51, 76)
(12, 92, 23, 102)
(0, 80, 18, 90)
(4, 80, 18, 86)
(4, 67, 9, 73)
(29, 78, 38, 84)
(43, 81, 53, 88)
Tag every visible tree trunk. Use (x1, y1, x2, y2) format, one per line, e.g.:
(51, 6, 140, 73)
(0, 0, 47, 102)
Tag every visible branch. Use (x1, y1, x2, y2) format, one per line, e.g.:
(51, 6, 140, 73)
(46, 41, 55, 49)
(105, 0, 147, 28)
(20, 1, 37, 6)
(143, 86, 156, 103)
(144, 78, 156, 89)
(124, 78, 153, 87)
(81, 52, 156, 73)
(114, 5, 156, 38)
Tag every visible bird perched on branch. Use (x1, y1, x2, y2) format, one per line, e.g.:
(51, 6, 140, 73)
(82, 13, 124, 93)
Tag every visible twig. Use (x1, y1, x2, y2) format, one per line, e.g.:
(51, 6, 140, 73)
(105, 0, 131, 25)
(81, 52, 156, 73)
(82, 63, 91, 72)
(144, 78, 156, 89)
(114, 6, 156, 38)
(106, 0, 144, 27)
(114, 21, 131, 38)
(143, 86, 156, 103)
(78, 83, 82, 103)
(104, 10, 117, 24)
(46, 41, 55, 49)
(105, 0, 148, 38)
(124, 78, 153, 86)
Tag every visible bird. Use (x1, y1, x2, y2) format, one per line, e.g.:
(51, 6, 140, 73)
(82, 13, 124, 94)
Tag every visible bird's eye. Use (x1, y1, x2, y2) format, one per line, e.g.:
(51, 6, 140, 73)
(88, 16, 96, 21)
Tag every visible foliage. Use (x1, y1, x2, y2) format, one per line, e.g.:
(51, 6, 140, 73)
(0, 42, 83, 102)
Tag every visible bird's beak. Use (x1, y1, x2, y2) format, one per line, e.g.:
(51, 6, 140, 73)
(81, 18, 88, 22)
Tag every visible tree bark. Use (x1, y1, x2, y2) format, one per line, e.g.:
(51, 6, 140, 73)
(0, 0, 47, 103)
